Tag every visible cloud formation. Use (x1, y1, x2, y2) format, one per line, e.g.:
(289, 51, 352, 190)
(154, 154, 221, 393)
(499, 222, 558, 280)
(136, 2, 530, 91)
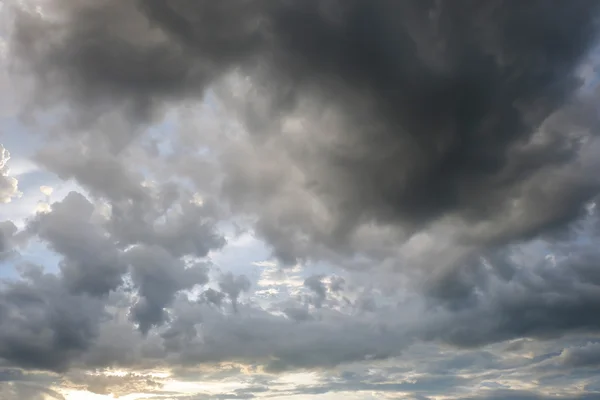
(0, 144, 20, 204)
(3, 0, 600, 399)
(11, 0, 600, 264)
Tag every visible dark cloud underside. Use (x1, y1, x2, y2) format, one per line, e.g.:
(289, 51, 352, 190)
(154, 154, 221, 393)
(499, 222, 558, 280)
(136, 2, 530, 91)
(12, 1, 600, 259)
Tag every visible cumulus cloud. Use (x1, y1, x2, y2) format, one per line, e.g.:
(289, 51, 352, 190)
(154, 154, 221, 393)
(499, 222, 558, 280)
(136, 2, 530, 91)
(127, 244, 209, 334)
(0, 220, 18, 261)
(304, 275, 327, 308)
(218, 272, 251, 312)
(3, 0, 600, 399)
(559, 342, 600, 368)
(0, 264, 106, 372)
(28, 192, 126, 296)
(0, 145, 20, 204)
(39, 186, 53, 197)
(11, 0, 600, 264)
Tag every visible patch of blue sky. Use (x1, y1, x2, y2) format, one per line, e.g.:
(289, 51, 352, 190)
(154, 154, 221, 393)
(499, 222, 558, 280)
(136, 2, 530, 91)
(204, 88, 218, 110)
(209, 221, 344, 279)
(209, 227, 271, 280)
(0, 116, 40, 157)
(0, 262, 18, 280)
(0, 239, 61, 280)
(145, 111, 178, 158)
(18, 239, 61, 273)
(16, 168, 56, 193)
(0, 168, 81, 227)
(304, 259, 349, 277)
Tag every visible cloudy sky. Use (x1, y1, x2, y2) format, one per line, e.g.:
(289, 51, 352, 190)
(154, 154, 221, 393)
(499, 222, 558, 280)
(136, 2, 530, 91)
(3, 1, 600, 399)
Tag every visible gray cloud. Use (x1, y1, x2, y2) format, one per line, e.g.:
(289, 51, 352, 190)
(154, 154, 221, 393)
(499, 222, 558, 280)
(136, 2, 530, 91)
(0, 383, 65, 400)
(200, 288, 226, 309)
(304, 275, 327, 308)
(107, 187, 225, 259)
(35, 144, 147, 202)
(164, 300, 413, 372)
(218, 272, 251, 312)
(126, 244, 209, 334)
(5, 1, 600, 397)
(283, 306, 312, 322)
(560, 342, 600, 368)
(9, 0, 600, 266)
(0, 220, 18, 261)
(457, 390, 600, 400)
(29, 192, 126, 296)
(420, 227, 600, 348)
(214, 0, 600, 264)
(0, 264, 106, 372)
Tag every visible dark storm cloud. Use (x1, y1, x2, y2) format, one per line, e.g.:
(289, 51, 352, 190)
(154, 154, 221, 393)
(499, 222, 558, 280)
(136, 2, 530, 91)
(218, 0, 600, 262)
(0, 264, 106, 372)
(560, 342, 600, 368)
(200, 288, 226, 308)
(10, 0, 600, 265)
(126, 244, 209, 334)
(107, 188, 226, 259)
(28, 192, 126, 296)
(8, 0, 600, 383)
(420, 236, 600, 348)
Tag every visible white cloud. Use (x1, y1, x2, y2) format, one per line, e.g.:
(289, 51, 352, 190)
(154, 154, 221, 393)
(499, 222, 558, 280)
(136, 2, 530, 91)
(40, 185, 54, 197)
(0, 145, 21, 203)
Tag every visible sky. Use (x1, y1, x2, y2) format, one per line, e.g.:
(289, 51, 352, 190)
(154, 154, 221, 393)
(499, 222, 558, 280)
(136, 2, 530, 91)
(3, 1, 600, 399)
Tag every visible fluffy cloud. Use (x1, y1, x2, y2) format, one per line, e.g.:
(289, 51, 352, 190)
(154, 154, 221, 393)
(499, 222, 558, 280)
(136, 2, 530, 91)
(0, 264, 106, 372)
(218, 272, 251, 312)
(0, 145, 20, 204)
(127, 244, 209, 333)
(29, 192, 126, 296)
(0, 220, 18, 260)
(3, 0, 600, 399)
(11, 0, 600, 264)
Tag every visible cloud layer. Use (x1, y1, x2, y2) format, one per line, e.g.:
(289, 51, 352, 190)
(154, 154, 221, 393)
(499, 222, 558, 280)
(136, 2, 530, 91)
(3, 0, 600, 399)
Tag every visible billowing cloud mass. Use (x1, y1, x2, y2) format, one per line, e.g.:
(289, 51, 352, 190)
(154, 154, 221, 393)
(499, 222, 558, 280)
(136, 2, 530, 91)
(2, 0, 600, 399)
(0, 144, 20, 204)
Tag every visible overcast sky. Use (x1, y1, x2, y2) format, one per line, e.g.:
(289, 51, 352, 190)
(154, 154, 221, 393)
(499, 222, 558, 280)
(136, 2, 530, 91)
(3, 1, 600, 399)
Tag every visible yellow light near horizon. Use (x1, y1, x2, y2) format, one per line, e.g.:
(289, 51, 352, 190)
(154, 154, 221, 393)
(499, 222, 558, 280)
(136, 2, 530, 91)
(63, 391, 114, 400)
(63, 391, 157, 400)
